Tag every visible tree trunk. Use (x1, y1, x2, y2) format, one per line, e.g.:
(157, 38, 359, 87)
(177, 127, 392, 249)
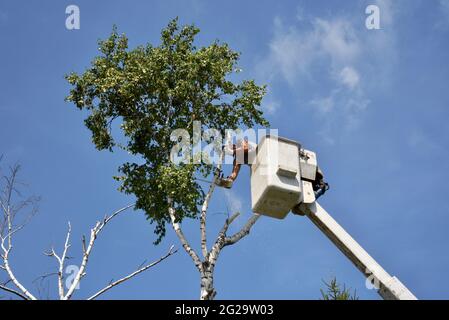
(200, 265, 216, 300)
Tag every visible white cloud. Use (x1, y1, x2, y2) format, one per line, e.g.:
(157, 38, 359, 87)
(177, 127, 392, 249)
(257, 2, 399, 143)
(309, 89, 370, 138)
(264, 15, 368, 135)
(264, 16, 362, 86)
(339, 66, 360, 90)
(313, 18, 361, 66)
(310, 96, 334, 114)
(266, 16, 318, 85)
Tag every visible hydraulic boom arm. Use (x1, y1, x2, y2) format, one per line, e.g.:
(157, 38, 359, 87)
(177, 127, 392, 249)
(295, 202, 417, 300)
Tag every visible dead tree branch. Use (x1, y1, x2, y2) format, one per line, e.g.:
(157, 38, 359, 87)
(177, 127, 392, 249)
(224, 214, 260, 246)
(44, 222, 72, 299)
(169, 201, 203, 272)
(63, 204, 134, 300)
(0, 283, 29, 300)
(0, 161, 176, 300)
(87, 245, 178, 300)
(0, 164, 38, 300)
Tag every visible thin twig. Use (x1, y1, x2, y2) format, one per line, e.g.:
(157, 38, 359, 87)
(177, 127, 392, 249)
(87, 245, 178, 300)
(0, 284, 29, 300)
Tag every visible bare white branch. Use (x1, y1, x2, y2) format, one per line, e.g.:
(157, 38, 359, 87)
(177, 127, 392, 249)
(200, 134, 228, 259)
(207, 212, 240, 265)
(200, 181, 215, 258)
(51, 222, 72, 299)
(224, 214, 260, 246)
(87, 245, 178, 300)
(200, 166, 224, 259)
(207, 213, 260, 270)
(168, 200, 203, 272)
(63, 204, 134, 300)
(1, 232, 37, 300)
(1, 162, 175, 300)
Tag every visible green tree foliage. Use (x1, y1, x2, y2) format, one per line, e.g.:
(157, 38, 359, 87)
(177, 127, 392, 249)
(65, 18, 268, 244)
(320, 277, 359, 300)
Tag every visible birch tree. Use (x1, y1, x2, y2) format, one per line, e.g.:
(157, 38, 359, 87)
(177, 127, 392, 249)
(65, 18, 269, 299)
(0, 161, 176, 300)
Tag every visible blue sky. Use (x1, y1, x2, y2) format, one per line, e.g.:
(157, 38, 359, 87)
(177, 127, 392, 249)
(1, 0, 449, 300)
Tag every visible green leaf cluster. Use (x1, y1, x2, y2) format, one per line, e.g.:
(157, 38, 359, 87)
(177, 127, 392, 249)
(66, 18, 269, 244)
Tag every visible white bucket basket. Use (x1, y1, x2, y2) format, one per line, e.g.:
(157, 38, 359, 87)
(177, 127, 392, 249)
(250, 136, 302, 219)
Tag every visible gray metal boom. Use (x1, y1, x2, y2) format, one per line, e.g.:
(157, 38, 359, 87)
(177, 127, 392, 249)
(296, 202, 417, 300)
